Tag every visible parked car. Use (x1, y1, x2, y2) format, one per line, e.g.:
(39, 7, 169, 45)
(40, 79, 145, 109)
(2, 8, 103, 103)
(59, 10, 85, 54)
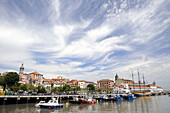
(32, 92, 38, 95)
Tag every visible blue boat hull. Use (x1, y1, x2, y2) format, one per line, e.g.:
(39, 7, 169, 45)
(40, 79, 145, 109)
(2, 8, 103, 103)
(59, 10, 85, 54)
(115, 97, 122, 101)
(127, 96, 136, 99)
(40, 105, 63, 109)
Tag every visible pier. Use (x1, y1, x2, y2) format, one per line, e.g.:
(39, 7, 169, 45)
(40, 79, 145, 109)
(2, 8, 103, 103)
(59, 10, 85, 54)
(0, 94, 85, 105)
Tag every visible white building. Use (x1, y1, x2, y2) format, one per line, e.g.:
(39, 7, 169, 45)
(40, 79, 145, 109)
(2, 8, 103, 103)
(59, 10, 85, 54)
(78, 81, 85, 88)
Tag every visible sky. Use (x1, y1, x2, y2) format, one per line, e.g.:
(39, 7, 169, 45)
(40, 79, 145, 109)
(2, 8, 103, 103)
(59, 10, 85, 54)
(0, 0, 170, 89)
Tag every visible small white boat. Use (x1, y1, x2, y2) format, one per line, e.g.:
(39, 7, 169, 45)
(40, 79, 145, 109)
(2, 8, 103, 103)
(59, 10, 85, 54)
(35, 101, 46, 107)
(39, 98, 63, 109)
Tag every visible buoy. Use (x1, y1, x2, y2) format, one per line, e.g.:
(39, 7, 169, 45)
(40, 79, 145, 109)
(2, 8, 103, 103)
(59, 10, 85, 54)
(97, 100, 98, 103)
(66, 103, 68, 107)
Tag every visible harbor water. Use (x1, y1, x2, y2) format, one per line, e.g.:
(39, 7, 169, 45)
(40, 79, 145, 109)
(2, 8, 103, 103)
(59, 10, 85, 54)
(0, 95, 170, 113)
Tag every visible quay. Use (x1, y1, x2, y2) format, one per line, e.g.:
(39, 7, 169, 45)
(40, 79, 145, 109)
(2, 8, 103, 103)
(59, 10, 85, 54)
(0, 92, 169, 105)
(0, 94, 85, 105)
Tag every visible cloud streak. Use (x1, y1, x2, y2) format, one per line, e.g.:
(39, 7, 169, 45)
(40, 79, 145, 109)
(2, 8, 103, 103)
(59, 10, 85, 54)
(0, 0, 170, 89)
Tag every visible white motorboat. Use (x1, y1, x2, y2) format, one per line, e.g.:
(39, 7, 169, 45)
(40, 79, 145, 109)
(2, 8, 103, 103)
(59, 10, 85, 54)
(35, 101, 46, 107)
(39, 98, 63, 109)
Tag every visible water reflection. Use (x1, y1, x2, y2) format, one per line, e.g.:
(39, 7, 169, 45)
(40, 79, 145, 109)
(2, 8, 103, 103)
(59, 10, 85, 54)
(0, 95, 170, 113)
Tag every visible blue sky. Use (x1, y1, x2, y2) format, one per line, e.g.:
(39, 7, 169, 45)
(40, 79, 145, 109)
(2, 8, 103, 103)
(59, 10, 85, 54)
(0, 0, 170, 89)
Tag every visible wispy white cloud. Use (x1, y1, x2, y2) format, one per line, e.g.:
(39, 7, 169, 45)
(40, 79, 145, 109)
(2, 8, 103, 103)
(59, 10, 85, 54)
(0, 0, 170, 89)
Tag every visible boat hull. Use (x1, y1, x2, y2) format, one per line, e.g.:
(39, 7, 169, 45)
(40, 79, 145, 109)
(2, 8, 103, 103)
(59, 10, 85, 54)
(79, 99, 96, 104)
(39, 105, 63, 109)
(133, 92, 150, 97)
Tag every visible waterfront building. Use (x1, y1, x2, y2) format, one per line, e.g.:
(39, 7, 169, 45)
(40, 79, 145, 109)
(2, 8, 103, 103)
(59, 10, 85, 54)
(115, 74, 133, 85)
(78, 81, 85, 88)
(112, 84, 130, 93)
(54, 83, 66, 87)
(67, 79, 78, 88)
(97, 79, 114, 88)
(147, 81, 163, 93)
(29, 72, 43, 86)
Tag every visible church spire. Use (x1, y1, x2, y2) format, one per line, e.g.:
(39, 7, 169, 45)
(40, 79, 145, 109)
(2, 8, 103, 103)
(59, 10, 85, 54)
(19, 63, 24, 74)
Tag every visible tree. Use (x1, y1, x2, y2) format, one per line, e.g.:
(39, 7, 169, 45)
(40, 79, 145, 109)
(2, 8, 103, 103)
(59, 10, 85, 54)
(5, 72, 19, 89)
(63, 84, 71, 92)
(75, 86, 81, 91)
(87, 84, 95, 91)
(57, 86, 63, 93)
(37, 86, 47, 93)
(0, 76, 6, 91)
(51, 83, 54, 88)
(20, 84, 28, 91)
(28, 85, 35, 92)
(46, 86, 51, 92)
(11, 83, 21, 92)
(51, 87, 58, 93)
(98, 88, 101, 92)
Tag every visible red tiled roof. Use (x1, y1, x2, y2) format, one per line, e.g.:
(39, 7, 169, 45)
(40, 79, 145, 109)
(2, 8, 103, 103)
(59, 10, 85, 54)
(30, 72, 42, 75)
(71, 79, 78, 81)
(43, 79, 52, 82)
(157, 86, 162, 88)
(52, 78, 61, 80)
(32, 78, 38, 81)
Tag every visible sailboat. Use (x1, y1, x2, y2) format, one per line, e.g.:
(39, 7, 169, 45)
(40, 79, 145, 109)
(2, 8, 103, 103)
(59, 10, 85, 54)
(133, 69, 151, 97)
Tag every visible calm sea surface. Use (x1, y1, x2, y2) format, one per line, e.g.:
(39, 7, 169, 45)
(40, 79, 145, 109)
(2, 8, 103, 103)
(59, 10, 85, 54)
(0, 95, 170, 113)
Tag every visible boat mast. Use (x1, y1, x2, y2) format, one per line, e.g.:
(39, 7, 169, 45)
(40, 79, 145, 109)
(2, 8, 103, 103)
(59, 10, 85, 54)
(137, 68, 141, 92)
(132, 71, 135, 92)
(143, 73, 146, 91)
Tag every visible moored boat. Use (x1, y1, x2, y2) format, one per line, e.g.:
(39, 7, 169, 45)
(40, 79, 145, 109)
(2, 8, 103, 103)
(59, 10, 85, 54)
(79, 97, 96, 104)
(35, 101, 46, 107)
(39, 98, 63, 109)
(122, 94, 136, 99)
(133, 91, 150, 97)
(114, 94, 122, 101)
(69, 97, 80, 104)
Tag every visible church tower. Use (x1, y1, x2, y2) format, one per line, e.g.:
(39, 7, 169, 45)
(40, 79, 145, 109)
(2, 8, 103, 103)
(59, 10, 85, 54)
(19, 63, 24, 74)
(115, 73, 119, 81)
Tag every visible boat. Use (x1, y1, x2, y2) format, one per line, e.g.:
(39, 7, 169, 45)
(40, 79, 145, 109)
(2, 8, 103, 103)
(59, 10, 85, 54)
(127, 94, 136, 99)
(35, 101, 46, 107)
(69, 97, 80, 104)
(39, 98, 63, 109)
(78, 97, 96, 104)
(133, 69, 151, 97)
(133, 91, 150, 97)
(114, 94, 122, 101)
(93, 95, 103, 101)
(103, 95, 115, 101)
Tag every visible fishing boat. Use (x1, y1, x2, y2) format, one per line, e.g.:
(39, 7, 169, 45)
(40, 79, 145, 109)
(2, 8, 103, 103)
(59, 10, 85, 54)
(93, 95, 103, 101)
(78, 97, 96, 104)
(39, 98, 63, 109)
(69, 97, 80, 104)
(114, 94, 122, 101)
(103, 95, 115, 101)
(35, 101, 46, 107)
(122, 94, 136, 100)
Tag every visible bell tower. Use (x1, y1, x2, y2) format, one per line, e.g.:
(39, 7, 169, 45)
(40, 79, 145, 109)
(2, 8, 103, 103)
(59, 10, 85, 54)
(19, 63, 24, 74)
(115, 73, 119, 81)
